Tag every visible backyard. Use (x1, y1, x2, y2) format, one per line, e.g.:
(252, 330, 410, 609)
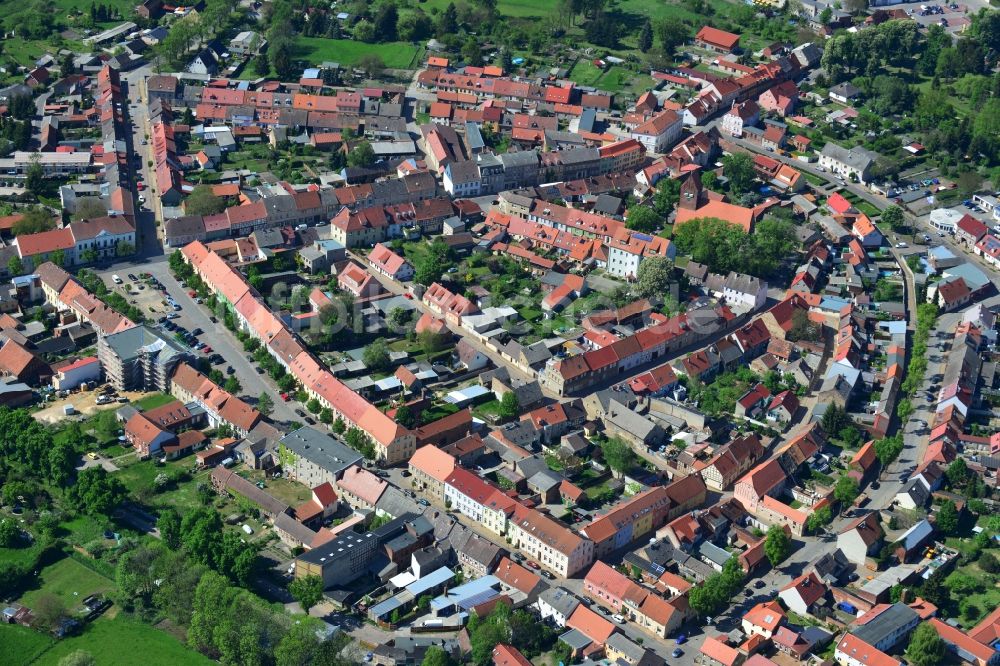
(0, 617, 212, 666)
(18, 557, 113, 612)
(293, 37, 423, 69)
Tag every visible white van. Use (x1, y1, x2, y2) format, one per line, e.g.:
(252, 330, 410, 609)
(112, 275, 123, 284)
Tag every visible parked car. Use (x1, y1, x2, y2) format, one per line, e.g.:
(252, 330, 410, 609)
(294, 408, 306, 417)
(672, 648, 684, 658)
(540, 570, 554, 580)
(525, 561, 540, 571)
(280, 393, 290, 402)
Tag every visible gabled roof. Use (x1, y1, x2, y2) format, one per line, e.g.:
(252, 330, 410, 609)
(744, 600, 785, 632)
(566, 605, 617, 645)
(409, 444, 456, 483)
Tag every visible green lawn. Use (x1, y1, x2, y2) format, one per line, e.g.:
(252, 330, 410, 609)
(133, 393, 177, 410)
(567, 61, 654, 95)
(0, 616, 213, 666)
(293, 38, 423, 69)
(18, 557, 114, 611)
(0, 623, 53, 665)
(114, 458, 209, 513)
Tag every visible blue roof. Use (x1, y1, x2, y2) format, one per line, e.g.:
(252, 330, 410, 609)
(368, 595, 404, 619)
(302, 68, 321, 79)
(406, 567, 455, 597)
(430, 575, 499, 612)
(819, 296, 851, 312)
(899, 519, 933, 551)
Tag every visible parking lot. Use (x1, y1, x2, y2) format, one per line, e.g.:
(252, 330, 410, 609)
(887, 1, 979, 35)
(93, 259, 300, 425)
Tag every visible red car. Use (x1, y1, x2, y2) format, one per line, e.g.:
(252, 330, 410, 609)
(280, 393, 290, 402)
(525, 561, 540, 571)
(187, 290, 196, 297)
(136, 182, 145, 191)
(202, 346, 213, 353)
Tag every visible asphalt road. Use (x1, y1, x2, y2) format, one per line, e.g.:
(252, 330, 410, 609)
(93, 260, 300, 425)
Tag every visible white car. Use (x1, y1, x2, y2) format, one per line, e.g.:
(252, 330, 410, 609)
(895, 242, 907, 248)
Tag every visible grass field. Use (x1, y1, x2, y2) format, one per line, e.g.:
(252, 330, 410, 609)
(18, 557, 113, 612)
(293, 37, 423, 69)
(0, 617, 212, 666)
(133, 393, 178, 411)
(567, 61, 653, 94)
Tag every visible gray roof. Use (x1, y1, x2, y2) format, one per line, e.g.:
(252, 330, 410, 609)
(376, 485, 422, 520)
(102, 325, 188, 365)
(528, 470, 563, 492)
(898, 519, 933, 551)
(277, 426, 363, 477)
(820, 143, 877, 171)
(539, 586, 581, 617)
(458, 534, 503, 568)
(499, 150, 539, 168)
(851, 603, 918, 646)
(605, 634, 647, 661)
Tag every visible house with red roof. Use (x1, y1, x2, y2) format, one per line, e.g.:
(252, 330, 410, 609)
(742, 600, 786, 639)
(337, 262, 382, 299)
(695, 26, 741, 53)
(565, 605, 618, 654)
(294, 482, 339, 528)
(956, 213, 988, 247)
(735, 383, 771, 420)
(700, 636, 744, 666)
(778, 571, 827, 616)
(408, 445, 456, 504)
(368, 243, 414, 281)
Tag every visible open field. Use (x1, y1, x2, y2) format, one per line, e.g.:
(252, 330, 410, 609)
(0, 617, 212, 666)
(293, 38, 423, 69)
(18, 557, 113, 611)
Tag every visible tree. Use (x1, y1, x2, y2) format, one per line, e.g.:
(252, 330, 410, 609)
(116, 241, 135, 257)
(498, 391, 519, 420)
(806, 504, 833, 534)
(638, 20, 653, 52)
(33, 593, 68, 632)
(257, 393, 274, 417)
(332, 417, 346, 434)
(462, 37, 483, 66)
(356, 54, 386, 79)
(395, 404, 415, 428)
(319, 408, 333, 425)
(373, 4, 398, 41)
(58, 651, 96, 666)
(980, 552, 1000, 574)
(946, 458, 969, 487)
(158, 508, 183, 549)
(73, 197, 108, 221)
(418, 330, 449, 355)
(388, 306, 410, 329)
(722, 152, 756, 196)
(363, 338, 391, 372)
(625, 205, 660, 233)
(833, 475, 859, 510)
(422, 645, 454, 666)
(873, 435, 904, 470)
(905, 622, 946, 666)
(765, 526, 792, 567)
(601, 437, 636, 476)
(70, 467, 127, 515)
(414, 239, 454, 286)
(0, 518, 19, 547)
(655, 17, 689, 57)
(347, 141, 376, 169)
(635, 256, 673, 299)
(12, 208, 56, 236)
(7, 256, 23, 277)
(935, 500, 958, 535)
(879, 204, 905, 232)
(223, 376, 241, 394)
(306, 398, 321, 414)
(185, 185, 226, 216)
(25, 156, 44, 195)
(271, 41, 294, 79)
(653, 178, 681, 216)
(289, 575, 324, 613)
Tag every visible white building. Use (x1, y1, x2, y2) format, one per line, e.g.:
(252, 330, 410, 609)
(929, 208, 964, 234)
(606, 232, 675, 279)
(535, 587, 582, 628)
(51, 356, 101, 390)
(818, 143, 877, 183)
(630, 110, 683, 154)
